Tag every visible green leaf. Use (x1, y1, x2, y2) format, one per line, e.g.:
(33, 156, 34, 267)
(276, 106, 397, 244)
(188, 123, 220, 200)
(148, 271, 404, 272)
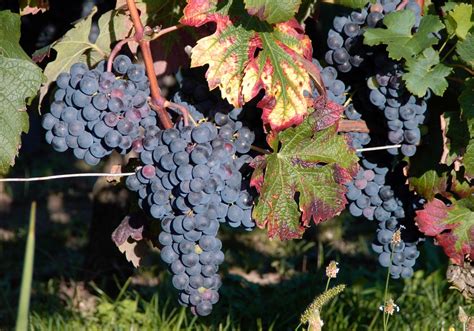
(0, 11, 43, 175)
(40, 7, 132, 103)
(244, 0, 301, 24)
(445, 3, 473, 40)
(443, 111, 470, 164)
(459, 78, 474, 134)
(409, 169, 448, 200)
(252, 116, 359, 240)
(181, 0, 315, 131)
(463, 141, 474, 179)
(333, 0, 372, 9)
(403, 48, 452, 97)
(456, 33, 474, 69)
(363, 11, 444, 61)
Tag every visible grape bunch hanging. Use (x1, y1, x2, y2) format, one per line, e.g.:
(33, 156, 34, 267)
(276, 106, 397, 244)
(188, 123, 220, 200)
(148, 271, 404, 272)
(41, 54, 258, 316)
(325, 0, 427, 279)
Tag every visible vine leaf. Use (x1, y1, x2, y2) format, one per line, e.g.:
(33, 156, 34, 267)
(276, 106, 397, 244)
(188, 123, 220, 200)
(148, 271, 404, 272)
(443, 111, 470, 165)
(416, 198, 474, 265)
(39, 7, 132, 104)
(252, 115, 358, 240)
(445, 3, 473, 41)
(19, 0, 49, 16)
(244, 0, 302, 24)
(459, 79, 474, 178)
(408, 170, 448, 201)
(180, 0, 315, 131)
(0, 11, 43, 175)
(333, 0, 371, 8)
(363, 10, 444, 61)
(403, 48, 452, 97)
(112, 215, 147, 268)
(456, 33, 474, 70)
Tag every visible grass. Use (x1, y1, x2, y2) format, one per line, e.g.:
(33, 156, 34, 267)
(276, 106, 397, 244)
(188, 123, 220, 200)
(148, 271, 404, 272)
(26, 268, 468, 331)
(0, 158, 470, 331)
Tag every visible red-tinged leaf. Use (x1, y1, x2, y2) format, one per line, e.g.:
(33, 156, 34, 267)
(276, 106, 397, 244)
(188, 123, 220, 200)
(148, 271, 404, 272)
(311, 96, 344, 131)
(252, 115, 359, 240)
(451, 175, 474, 198)
(19, 0, 49, 16)
(31, 44, 52, 63)
(250, 155, 266, 193)
(180, 0, 314, 131)
(111, 215, 145, 247)
(416, 198, 474, 265)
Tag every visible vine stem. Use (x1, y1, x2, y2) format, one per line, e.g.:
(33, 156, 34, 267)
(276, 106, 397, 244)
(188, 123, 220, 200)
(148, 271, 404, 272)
(126, 0, 173, 129)
(449, 64, 474, 76)
(250, 145, 270, 154)
(440, 44, 457, 63)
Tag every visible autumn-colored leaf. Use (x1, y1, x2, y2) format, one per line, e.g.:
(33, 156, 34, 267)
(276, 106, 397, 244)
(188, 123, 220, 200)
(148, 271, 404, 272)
(19, 0, 49, 16)
(112, 215, 147, 268)
(249, 155, 266, 193)
(311, 96, 345, 131)
(252, 115, 359, 240)
(408, 169, 448, 201)
(416, 198, 474, 265)
(180, 0, 314, 131)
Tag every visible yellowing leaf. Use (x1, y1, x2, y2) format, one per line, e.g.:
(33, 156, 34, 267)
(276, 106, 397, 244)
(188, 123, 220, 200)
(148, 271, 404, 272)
(181, 0, 314, 131)
(445, 3, 473, 40)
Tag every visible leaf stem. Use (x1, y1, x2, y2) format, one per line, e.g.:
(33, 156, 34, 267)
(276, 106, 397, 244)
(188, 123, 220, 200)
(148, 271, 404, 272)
(150, 24, 185, 40)
(448, 63, 474, 76)
(250, 145, 271, 155)
(440, 44, 456, 63)
(126, 0, 173, 129)
(338, 119, 370, 133)
(438, 34, 454, 54)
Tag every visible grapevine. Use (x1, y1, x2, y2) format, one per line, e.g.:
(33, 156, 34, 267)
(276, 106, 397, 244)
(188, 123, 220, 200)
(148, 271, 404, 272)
(1, 0, 473, 326)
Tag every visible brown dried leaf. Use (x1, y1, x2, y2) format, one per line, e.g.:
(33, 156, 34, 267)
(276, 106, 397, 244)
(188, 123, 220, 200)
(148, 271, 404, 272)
(117, 238, 148, 268)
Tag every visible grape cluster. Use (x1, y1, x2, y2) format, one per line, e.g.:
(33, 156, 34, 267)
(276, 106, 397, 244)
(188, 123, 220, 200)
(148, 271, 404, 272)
(366, 56, 428, 156)
(125, 109, 255, 315)
(325, 0, 422, 73)
(41, 55, 155, 165)
(345, 160, 422, 278)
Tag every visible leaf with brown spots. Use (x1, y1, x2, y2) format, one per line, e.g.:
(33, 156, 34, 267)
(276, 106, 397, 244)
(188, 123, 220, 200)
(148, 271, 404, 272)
(252, 115, 359, 240)
(180, 0, 316, 131)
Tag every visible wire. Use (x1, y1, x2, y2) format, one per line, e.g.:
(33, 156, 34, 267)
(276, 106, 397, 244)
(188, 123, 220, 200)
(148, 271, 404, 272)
(0, 144, 403, 183)
(356, 144, 401, 152)
(0, 172, 136, 183)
